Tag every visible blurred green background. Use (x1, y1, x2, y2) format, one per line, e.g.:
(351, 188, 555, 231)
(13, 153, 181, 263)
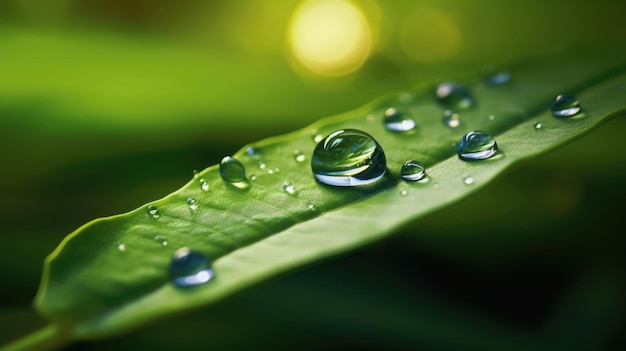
(1, 0, 625, 350)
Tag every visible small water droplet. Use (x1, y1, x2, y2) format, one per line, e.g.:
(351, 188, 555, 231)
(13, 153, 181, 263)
(147, 205, 160, 219)
(311, 129, 387, 187)
(220, 156, 246, 183)
(267, 169, 274, 175)
(436, 82, 474, 110)
(457, 131, 498, 161)
(274, 168, 280, 173)
(463, 176, 474, 185)
(401, 160, 426, 181)
(258, 162, 266, 170)
(383, 107, 416, 132)
(307, 202, 316, 211)
(442, 110, 461, 128)
(293, 150, 305, 162)
(154, 235, 168, 247)
(312, 133, 324, 143)
(246, 147, 260, 156)
(399, 92, 414, 103)
(486, 71, 511, 85)
(282, 181, 295, 194)
(400, 188, 408, 197)
(250, 174, 257, 181)
(117, 241, 126, 252)
(366, 114, 375, 123)
(192, 170, 199, 178)
(533, 121, 543, 130)
(187, 198, 198, 211)
(200, 179, 209, 191)
(169, 248, 214, 287)
(551, 94, 581, 117)
(487, 114, 496, 121)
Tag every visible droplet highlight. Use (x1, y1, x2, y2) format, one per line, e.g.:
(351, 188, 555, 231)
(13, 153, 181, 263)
(383, 107, 416, 132)
(436, 82, 474, 110)
(200, 179, 209, 191)
(533, 121, 543, 130)
(400, 188, 408, 197)
(147, 205, 160, 219)
(401, 160, 426, 181)
(442, 110, 461, 128)
(457, 131, 498, 161)
(293, 150, 306, 162)
(154, 235, 168, 247)
(187, 198, 198, 211)
(169, 248, 214, 287)
(220, 156, 246, 183)
(282, 181, 295, 194)
(463, 176, 474, 185)
(551, 94, 581, 117)
(117, 242, 126, 252)
(311, 129, 387, 187)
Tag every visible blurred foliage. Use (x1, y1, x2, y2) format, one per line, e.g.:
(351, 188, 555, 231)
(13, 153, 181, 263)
(0, 0, 625, 350)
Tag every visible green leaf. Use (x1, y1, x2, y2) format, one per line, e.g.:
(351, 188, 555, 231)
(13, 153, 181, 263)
(8, 42, 626, 349)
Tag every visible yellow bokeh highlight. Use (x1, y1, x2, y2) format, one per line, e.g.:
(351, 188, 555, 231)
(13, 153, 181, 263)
(288, 0, 372, 77)
(400, 7, 461, 63)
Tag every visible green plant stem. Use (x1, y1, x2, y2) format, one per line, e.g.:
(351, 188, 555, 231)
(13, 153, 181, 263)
(1, 325, 70, 351)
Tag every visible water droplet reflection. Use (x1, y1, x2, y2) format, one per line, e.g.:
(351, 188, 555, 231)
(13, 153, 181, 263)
(457, 131, 498, 161)
(311, 129, 387, 187)
(169, 248, 214, 287)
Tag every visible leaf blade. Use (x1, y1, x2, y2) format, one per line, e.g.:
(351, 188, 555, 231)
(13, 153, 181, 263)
(35, 42, 626, 339)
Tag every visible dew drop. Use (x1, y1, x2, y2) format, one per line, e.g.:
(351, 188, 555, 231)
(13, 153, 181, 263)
(147, 205, 160, 219)
(383, 107, 416, 132)
(436, 82, 474, 110)
(282, 181, 295, 194)
(246, 147, 260, 156)
(457, 131, 498, 161)
(366, 114, 375, 123)
(250, 174, 257, 181)
(551, 94, 581, 117)
(463, 176, 474, 185)
(307, 202, 316, 211)
(400, 188, 408, 197)
(192, 170, 199, 178)
(533, 121, 543, 130)
(293, 150, 306, 162)
(187, 198, 198, 211)
(311, 129, 387, 187)
(486, 71, 511, 85)
(487, 114, 496, 121)
(220, 156, 246, 183)
(258, 162, 266, 170)
(169, 248, 214, 287)
(442, 110, 461, 128)
(312, 133, 324, 143)
(401, 160, 426, 181)
(117, 241, 126, 252)
(154, 235, 168, 247)
(267, 169, 274, 175)
(200, 179, 209, 191)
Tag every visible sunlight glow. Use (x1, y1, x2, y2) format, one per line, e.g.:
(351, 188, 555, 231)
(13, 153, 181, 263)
(288, 0, 372, 77)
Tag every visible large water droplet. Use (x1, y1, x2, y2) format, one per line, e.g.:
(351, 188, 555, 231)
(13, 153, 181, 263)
(220, 156, 246, 183)
(457, 131, 498, 161)
(147, 205, 160, 219)
(551, 94, 581, 117)
(282, 181, 295, 194)
(436, 82, 474, 110)
(383, 107, 416, 132)
(187, 198, 198, 211)
(169, 248, 214, 287)
(311, 129, 387, 187)
(442, 110, 461, 128)
(401, 160, 426, 181)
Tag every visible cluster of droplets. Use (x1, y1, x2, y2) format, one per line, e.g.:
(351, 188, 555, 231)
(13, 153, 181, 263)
(126, 69, 588, 290)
